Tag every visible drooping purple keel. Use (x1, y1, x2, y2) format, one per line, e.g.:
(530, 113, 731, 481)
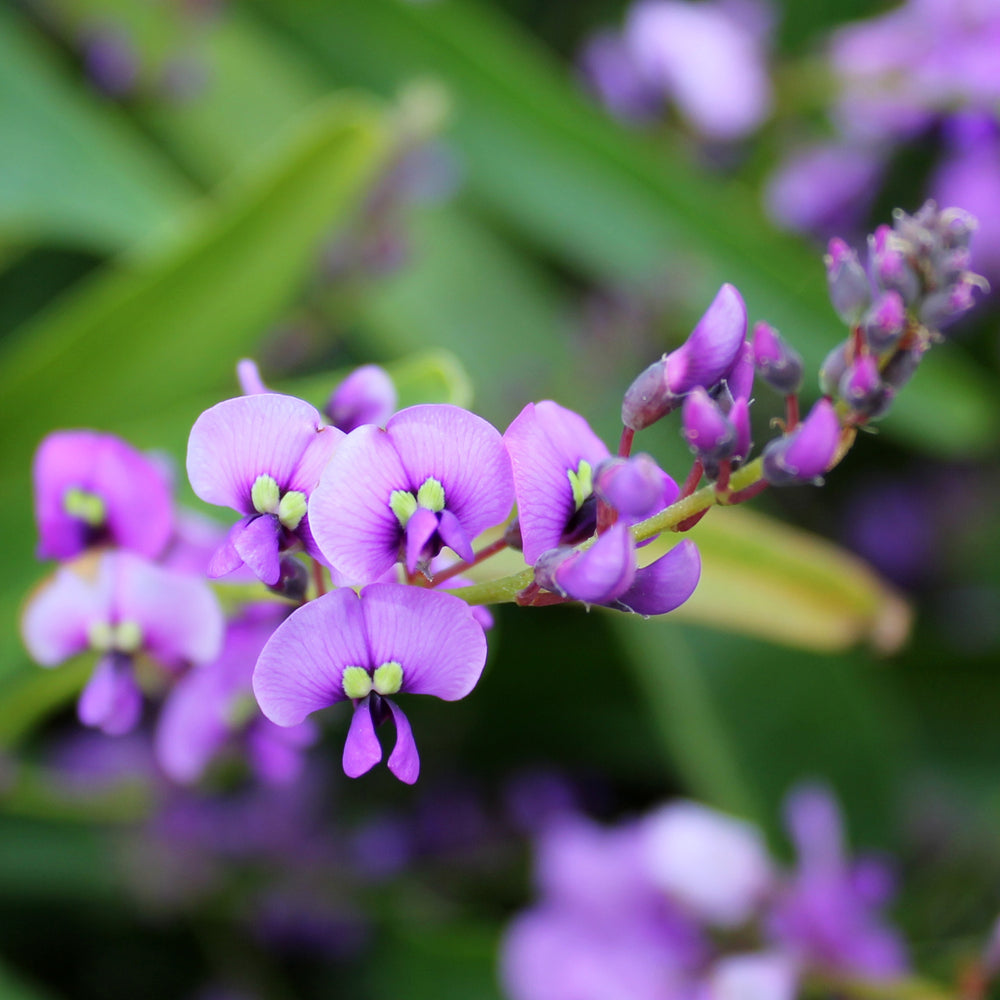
(253, 583, 488, 784)
(33, 430, 174, 562)
(186, 393, 344, 585)
(309, 404, 514, 583)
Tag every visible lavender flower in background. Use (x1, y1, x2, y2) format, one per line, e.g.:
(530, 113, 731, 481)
(253, 584, 487, 783)
(21, 552, 224, 734)
(324, 364, 398, 432)
(33, 430, 174, 562)
(310, 404, 513, 581)
(186, 393, 344, 585)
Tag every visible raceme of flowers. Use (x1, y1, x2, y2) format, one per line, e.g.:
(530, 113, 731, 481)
(21, 203, 986, 786)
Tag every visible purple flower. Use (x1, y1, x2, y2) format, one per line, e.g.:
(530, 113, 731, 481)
(762, 399, 841, 486)
(579, 30, 662, 123)
(861, 292, 907, 353)
(622, 284, 748, 430)
(310, 404, 513, 582)
(252, 584, 487, 784)
(752, 322, 803, 395)
(610, 539, 701, 617)
(594, 454, 676, 520)
(825, 238, 873, 324)
(682, 388, 737, 463)
(186, 393, 344, 585)
(534, 524, 637, 606)
(623, 0, 773, 141)
(21, 553, 224, 735)
(156, 604, 317, 786)
(33, 430, 174, 562)
(768, 785, 908, 980)
(324, 364, 397, 433)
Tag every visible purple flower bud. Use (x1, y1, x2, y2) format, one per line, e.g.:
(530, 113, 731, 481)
(861, 291, 906, 353)
(729, 396, 753, 465)
(324, 364, 397, 432)
(682, 388, 736, 462)
(825, 238, 872, 324)
(622, 284, 747, 429)
(752, 321, 803, 394)
(534, 525, 636, 605)
(868, 226, 920, 304)
(819, 343, 849, 397)
(762, 399, 841, 486)
(838, 355, 885, 416)
(919, 273, 989, 331)
(610, 538, 701, 617)
(593, 454, 676, 520)
(880, 345, 924, 392)
(721, 340, 755, 403)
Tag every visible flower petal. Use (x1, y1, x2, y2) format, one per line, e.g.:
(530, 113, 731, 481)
(437, 507, 474, 563)
(665, 284, 748, 395)
(78, 654, 143, 736)
(386, 700, 420, 784)
(504, 402, 610, 565)
(386, 405, 514, 539)
(207, 515, 254, 578)
(360, 584, 487, 701)
(233, 513, 282, 586)
(552, 524, 636, 605)
(187, 393, 329, 513)
(405, 506, 440, 574)
(613, 539, 701, 616)
(253, 588, 369, 726)
(309, 424, 409, 583)
(343, 698, 382, 778)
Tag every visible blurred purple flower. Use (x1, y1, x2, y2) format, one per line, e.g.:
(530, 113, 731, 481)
(324, 364, 397, 433)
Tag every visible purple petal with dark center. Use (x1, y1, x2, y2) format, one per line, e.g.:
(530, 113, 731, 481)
(360, 584, 487, 701)
(253, 588, 369, 726)
(234, 513, 282, 586)
(78, 655, 142, 736)
(504, 402, 610, 564)
(34, 430, 173, 561)
(555, 524, 636, 605)
(385, 404, 514, 539)
(21, 560, 111, 665)
(437, 507, 474, 562)
(310, 424, 410, 584)
(613, 539, 701, 616)
(208, 515, 255, 578)
(344, 698, 382, 778)
(664, 284, 748, 395)
(187, 393, 331, 513)
(405, 506, 440, 574)
(386, 700, 420, 784)
(115, 552, 225, 667)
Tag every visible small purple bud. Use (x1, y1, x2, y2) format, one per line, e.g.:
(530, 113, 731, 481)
(729, 396, 753, 466)
(868, 226, 920, 304)
(880, 346, 924, 392)
(825, 237, 872, 324)
(838, 355, 884, 415)
(593, 455, 674, 520)
(938, 207, 977, 251)
(534, 525, 636, 605)
(324, 365, 397, 432)
(682, 388, 736, 462)
(762, 399, 841, 486)
(721, 340, 755, 402)
(819, 343, 849, 397)
(861, 292, 906, 353)
(919, 274, 988, 331)
(621, 355, 672, 431)
(752, 321, 803, 394)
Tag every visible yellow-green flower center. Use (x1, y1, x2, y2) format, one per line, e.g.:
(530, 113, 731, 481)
(63, 487, 106, 527)
(567, 460, 593, 511)
(390, 477, 446, 528)
(341, 661, 404, 700)
(251, 474, 307, 531)
(87, 620, 143, 654)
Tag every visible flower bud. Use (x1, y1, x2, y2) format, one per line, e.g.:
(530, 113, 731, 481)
(721, 340, 755, 402)
(267, 556, 310, 603)
(819, 342, 849, 397)
(594, 454, 677, 520)
(682, 388, 736, 462)
(838, 355, 885, 416)
(825, 238, 872, 324)
(762, 399, 840, 486)
(868, 226, 920, 304)
(919, 273, 988, 332)
(621, 355, 674, 430)
(325, 364, 397, 432)
(534, 524, 636, 605)
(880, 345, 924, 393)
(860, 291, 906, 353)
(752, 322, 803, 394)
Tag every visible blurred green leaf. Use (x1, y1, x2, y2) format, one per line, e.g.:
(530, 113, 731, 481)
(0, 8, 193, 254)
(0, 95, 391, 675)
(257, 0, 999, 455)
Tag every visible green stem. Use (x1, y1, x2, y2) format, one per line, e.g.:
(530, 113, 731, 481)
(805, 974, 957, 1000)
(447, 458, 766, 607)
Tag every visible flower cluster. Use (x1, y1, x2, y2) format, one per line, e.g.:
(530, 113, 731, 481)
(20, 204, 986, 786)
(501, 787, 907, 1000)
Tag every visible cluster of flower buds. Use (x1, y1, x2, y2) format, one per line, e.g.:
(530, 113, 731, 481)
(501, 786, 907, 1000)
(821, 201, 989, 423)
(20, 204, 985, 787)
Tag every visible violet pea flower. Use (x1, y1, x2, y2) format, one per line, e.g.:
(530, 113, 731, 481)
(186, 393, 344, 586)
(252, 584, 487, 784)
(310, 404, 514, 583)
(762, 399, 841, 486)
(33, 430, 174, 562)
(21, 552, 224, 735)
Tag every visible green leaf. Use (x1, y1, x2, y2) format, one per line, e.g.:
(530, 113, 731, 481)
(0, 8, 193, 254)
(259, 0, 999, 455)
(0, 95, 390, 676)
